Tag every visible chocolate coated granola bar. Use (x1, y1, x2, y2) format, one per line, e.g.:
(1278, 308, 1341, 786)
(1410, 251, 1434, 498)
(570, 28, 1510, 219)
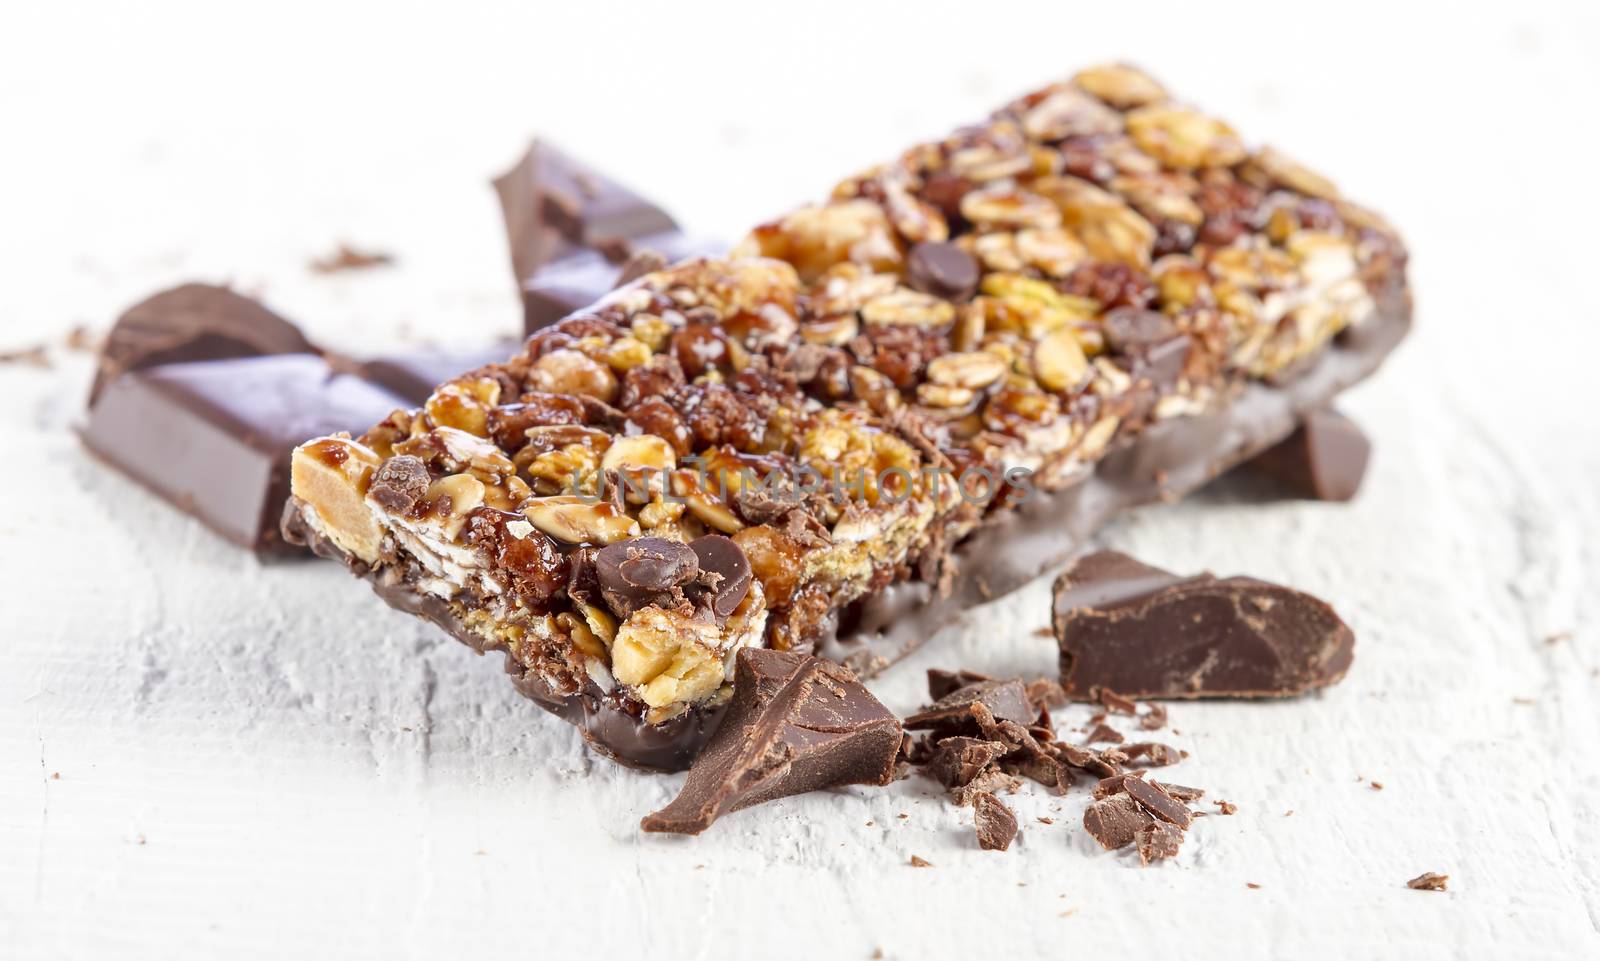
(284, 64, 1410, 768)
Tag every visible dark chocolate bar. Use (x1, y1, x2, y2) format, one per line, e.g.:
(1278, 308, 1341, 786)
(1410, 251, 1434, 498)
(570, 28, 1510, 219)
(1052, 550, 1355, 698)
(286, 64, 1410, 768)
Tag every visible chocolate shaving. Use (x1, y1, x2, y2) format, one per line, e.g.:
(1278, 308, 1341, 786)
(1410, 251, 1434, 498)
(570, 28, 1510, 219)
(1406, 872, 1449, 892)
(310, 242, 395, 273)
(1083, 793, 1153, 850)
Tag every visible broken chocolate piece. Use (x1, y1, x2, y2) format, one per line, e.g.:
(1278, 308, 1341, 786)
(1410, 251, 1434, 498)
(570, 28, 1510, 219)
(1083, 793, 1154, 850)
(905, 679, 1035, 735)
(1245, 408, 1371, 502)
(928, 668, 994, 701)
(493, 139, 678, 287)
(973, 792, 1018, 851)
(640, 648, 900, 834)
(1054, 550, 1355, 698)
(1123, 776, 1193, 828)
(926, 737, 1010, 789)
(595, 536, 700, 618)
(88, 283, 316, 404)
(1084, 723, 1125, 745)
(1135, 820, 1184, 864)
(1121, 742, 1184, 767)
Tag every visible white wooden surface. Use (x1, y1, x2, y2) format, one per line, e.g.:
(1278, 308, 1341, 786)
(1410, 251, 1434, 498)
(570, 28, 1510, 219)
(3, 2, 1598, 958)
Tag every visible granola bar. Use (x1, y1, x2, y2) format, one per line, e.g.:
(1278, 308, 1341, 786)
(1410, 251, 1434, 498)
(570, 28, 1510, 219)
(283, 64, 1410, 768)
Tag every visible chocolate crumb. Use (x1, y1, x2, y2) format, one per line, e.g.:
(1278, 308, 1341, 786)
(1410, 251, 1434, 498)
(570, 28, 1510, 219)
(1216, 800, 1238, 815)
(1093, 686, 1139, 715)
(909, 855, 933, 868)
(1370, 781, 1384, 790)
(1407, 872, 1449, 892)
(1246, 882, 1262, 890)
(310, 242, 395, 273)
(1139, 702, 1168, 731)
(1084, 722, 1125, 745)
(1037, 816, 1054, 825)
(973, 792, 1018, 851)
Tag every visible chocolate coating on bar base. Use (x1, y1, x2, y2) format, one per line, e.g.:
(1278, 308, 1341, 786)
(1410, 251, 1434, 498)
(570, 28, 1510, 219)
(1244, 407, 1371, 502)
(817, 282, 1406, 678)
(640, 648, 901, 833)
(282, 505, 725, 769)
(1052, 550, 1355, 698)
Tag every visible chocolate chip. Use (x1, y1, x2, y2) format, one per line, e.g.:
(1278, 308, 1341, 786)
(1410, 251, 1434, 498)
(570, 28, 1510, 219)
(594, 537, 698, 617)
(906, 242, 980, 302)
(687, 534, 752, 618)
(1123, 776, 1193, 828)
(367, 455, 431, 514)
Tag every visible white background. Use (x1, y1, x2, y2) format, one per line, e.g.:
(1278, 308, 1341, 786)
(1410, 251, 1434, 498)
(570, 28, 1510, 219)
(3, 2, 1599, 958)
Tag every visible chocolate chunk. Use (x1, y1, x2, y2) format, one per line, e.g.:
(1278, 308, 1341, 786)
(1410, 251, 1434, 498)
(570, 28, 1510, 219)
(356, 342, 521, 405)
(82, 355, 407, 554)
(927, 668, 994, 701)
(492, 140, 678, 286)
(594, 537, 699, 617)
(1121, 742, 1184, 767)
(519, 235, 722, 334)
(925, 736, 1010, 788)
(685, 534, 753, 619)
(367, 455, 431, 514)
(1083, 793, 1154, 850)
(906, 241, 980, 302)
(1153, 781, 1205, 802)
(1135, 820, 1185, 864)
(972, 792, 1018, 851)
(1123, 776, 1193, 828)
(952, 767, 1023, 806)
(904, 679, 1035, 735)
(1102, 307, 1190, 393)
(640, 648, 901, 835)
(89, 284, 316, 404)
(1245, 408, 1371, 502)
(1054, 550, 1355, 698)
(1406, 872, 1449, 892)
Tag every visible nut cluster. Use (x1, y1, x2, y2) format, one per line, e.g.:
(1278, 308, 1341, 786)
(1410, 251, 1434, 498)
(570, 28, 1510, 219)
(289, 64, 1407, 721)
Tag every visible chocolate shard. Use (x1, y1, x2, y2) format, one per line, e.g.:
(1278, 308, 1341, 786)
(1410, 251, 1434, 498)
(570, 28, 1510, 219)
(972, 792, 1018, 851)
(1123, 776, 1193, 828)
(904, 679, 1035, 735)
(88, 283, 316, 404)
(1135, 820, 1185, 864)
(1083, 793, 1153, 851)
(1244, 408, 1371, 502)
(82, 355, 408, 554)
(640, 648, 901, 835)
(1054, 550, 1355, 699)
